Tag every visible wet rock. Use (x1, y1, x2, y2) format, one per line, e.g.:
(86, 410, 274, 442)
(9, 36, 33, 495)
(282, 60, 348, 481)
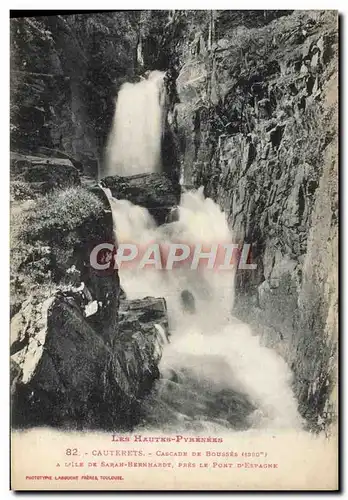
(101, 173, 181, 224)
(176, 10, 338, 431)
(10, 290, 168, 430)
(180, 290, 196, 314)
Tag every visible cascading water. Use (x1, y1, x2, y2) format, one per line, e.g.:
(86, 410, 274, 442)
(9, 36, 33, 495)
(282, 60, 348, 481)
(105, 71, 167, 176)
(106, 191, 302, 433)
(104, 70, 302, 433)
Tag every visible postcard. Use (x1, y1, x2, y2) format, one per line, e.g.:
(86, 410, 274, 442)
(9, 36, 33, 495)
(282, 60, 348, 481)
(10, 9, 338, 490)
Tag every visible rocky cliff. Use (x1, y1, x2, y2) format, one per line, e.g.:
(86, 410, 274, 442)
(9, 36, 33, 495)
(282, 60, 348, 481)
(10, 13, 141, 169)
(10, 10, 338, 433)
(174, 10, 338, 431)
(10, 158, 170, 430)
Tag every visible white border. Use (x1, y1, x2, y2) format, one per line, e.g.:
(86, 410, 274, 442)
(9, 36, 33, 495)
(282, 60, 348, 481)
(3, 1, 348, 10)
(1, 3, 346, 498)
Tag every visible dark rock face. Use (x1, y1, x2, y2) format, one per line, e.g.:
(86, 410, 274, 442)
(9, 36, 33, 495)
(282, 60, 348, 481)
(11, 293, 168, 430)
(10, 11, 178, 429)
(10, 152, 80, 197)
(10, 14, 140, 165)
(101, 173, 181, 224)
(10, 182, 169, 430)
(10, 10, 338, 434)
(175, 10, 338, 431)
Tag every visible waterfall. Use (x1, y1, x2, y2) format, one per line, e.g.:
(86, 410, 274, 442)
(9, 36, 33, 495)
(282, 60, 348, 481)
(107, 189, 302, 432)
(105, 71, 167, 176)
(103, 69, 302, 433)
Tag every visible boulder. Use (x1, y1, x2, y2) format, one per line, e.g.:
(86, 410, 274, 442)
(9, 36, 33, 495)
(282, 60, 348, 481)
(11, 291, 168, 430)
(101, 172, 181, 224)
(10, 151, 80, 195)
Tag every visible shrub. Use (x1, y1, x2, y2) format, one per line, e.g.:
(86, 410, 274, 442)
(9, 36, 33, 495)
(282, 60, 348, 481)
(23, 186, 104, 241)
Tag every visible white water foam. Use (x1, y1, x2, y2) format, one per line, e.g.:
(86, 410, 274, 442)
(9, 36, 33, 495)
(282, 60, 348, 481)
(105, 71, 166, 176)
(107, 188, 302, 431)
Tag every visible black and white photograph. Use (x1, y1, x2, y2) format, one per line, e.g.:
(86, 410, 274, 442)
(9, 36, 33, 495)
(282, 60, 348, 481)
(9, 9, 338, 490)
